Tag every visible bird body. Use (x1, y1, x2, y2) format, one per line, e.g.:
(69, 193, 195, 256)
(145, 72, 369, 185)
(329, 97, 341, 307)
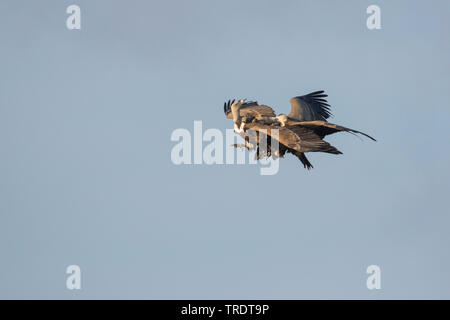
(223, 91, 375, 169)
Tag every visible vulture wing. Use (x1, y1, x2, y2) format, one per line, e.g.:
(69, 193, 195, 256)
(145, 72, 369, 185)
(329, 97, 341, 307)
(288, 91, 332, 121)
(245, 123, 342, 154)
(286, 120, 376, 141)
(224, 100, 275, 119)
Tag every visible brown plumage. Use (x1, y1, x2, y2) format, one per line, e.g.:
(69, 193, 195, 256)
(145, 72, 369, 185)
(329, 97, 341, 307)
(224, 99, 275, 119)
(223, 91, 376, 169)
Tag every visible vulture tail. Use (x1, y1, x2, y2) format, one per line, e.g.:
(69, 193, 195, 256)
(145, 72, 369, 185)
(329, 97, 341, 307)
(294, 152, 314, 170)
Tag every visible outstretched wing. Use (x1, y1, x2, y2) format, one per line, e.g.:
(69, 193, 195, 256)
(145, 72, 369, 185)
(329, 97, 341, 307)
(286, 120, 376, 141)
(245, 123, 342, 154)
(288, 90, 332, 121)
(224, 99, 275, 119)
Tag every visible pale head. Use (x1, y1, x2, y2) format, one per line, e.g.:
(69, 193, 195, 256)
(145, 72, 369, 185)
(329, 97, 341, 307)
(231, 99, 246, 123)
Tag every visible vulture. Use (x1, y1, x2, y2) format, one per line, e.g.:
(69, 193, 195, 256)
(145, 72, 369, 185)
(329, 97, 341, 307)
(223, 91, 376, 169)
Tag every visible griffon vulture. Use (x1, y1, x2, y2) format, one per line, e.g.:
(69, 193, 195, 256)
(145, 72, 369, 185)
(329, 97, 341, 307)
(223, 91, 376, 169)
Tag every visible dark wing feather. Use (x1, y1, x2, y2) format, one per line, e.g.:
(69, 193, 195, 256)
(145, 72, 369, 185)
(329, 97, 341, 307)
(289, 151, 314, 169)
(286, 125, 342, 154)
(288, 90, 332, 121)
(223, 99, 235, 117)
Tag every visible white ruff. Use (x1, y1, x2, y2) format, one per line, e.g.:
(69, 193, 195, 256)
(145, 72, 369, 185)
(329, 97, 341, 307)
(234, 122, 245, 133)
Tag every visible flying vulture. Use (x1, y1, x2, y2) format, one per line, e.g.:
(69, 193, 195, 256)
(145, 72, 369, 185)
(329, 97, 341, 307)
(223, 91, 376, 169)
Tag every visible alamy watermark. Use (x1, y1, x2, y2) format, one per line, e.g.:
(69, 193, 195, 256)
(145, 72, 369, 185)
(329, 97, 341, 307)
(170, 121, 280, 175)
(66, 265, 81, 290)
(66, 5, 81, 30)
(366, 265, 381, 290)
(366, 5, 381, 30)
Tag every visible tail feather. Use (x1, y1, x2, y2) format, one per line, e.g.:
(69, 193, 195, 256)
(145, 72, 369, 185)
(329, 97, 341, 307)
(293, 151, 314, 170)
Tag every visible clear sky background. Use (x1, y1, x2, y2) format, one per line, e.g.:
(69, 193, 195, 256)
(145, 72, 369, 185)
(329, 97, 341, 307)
(1, 0, 449, 299)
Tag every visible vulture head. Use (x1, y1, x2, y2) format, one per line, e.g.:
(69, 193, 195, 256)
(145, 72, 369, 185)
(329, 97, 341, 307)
(228, 99, 246, 133)
(276, 114, 288, 127)
(224, 99, 250, 133)
(230, 99, 245, 120)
